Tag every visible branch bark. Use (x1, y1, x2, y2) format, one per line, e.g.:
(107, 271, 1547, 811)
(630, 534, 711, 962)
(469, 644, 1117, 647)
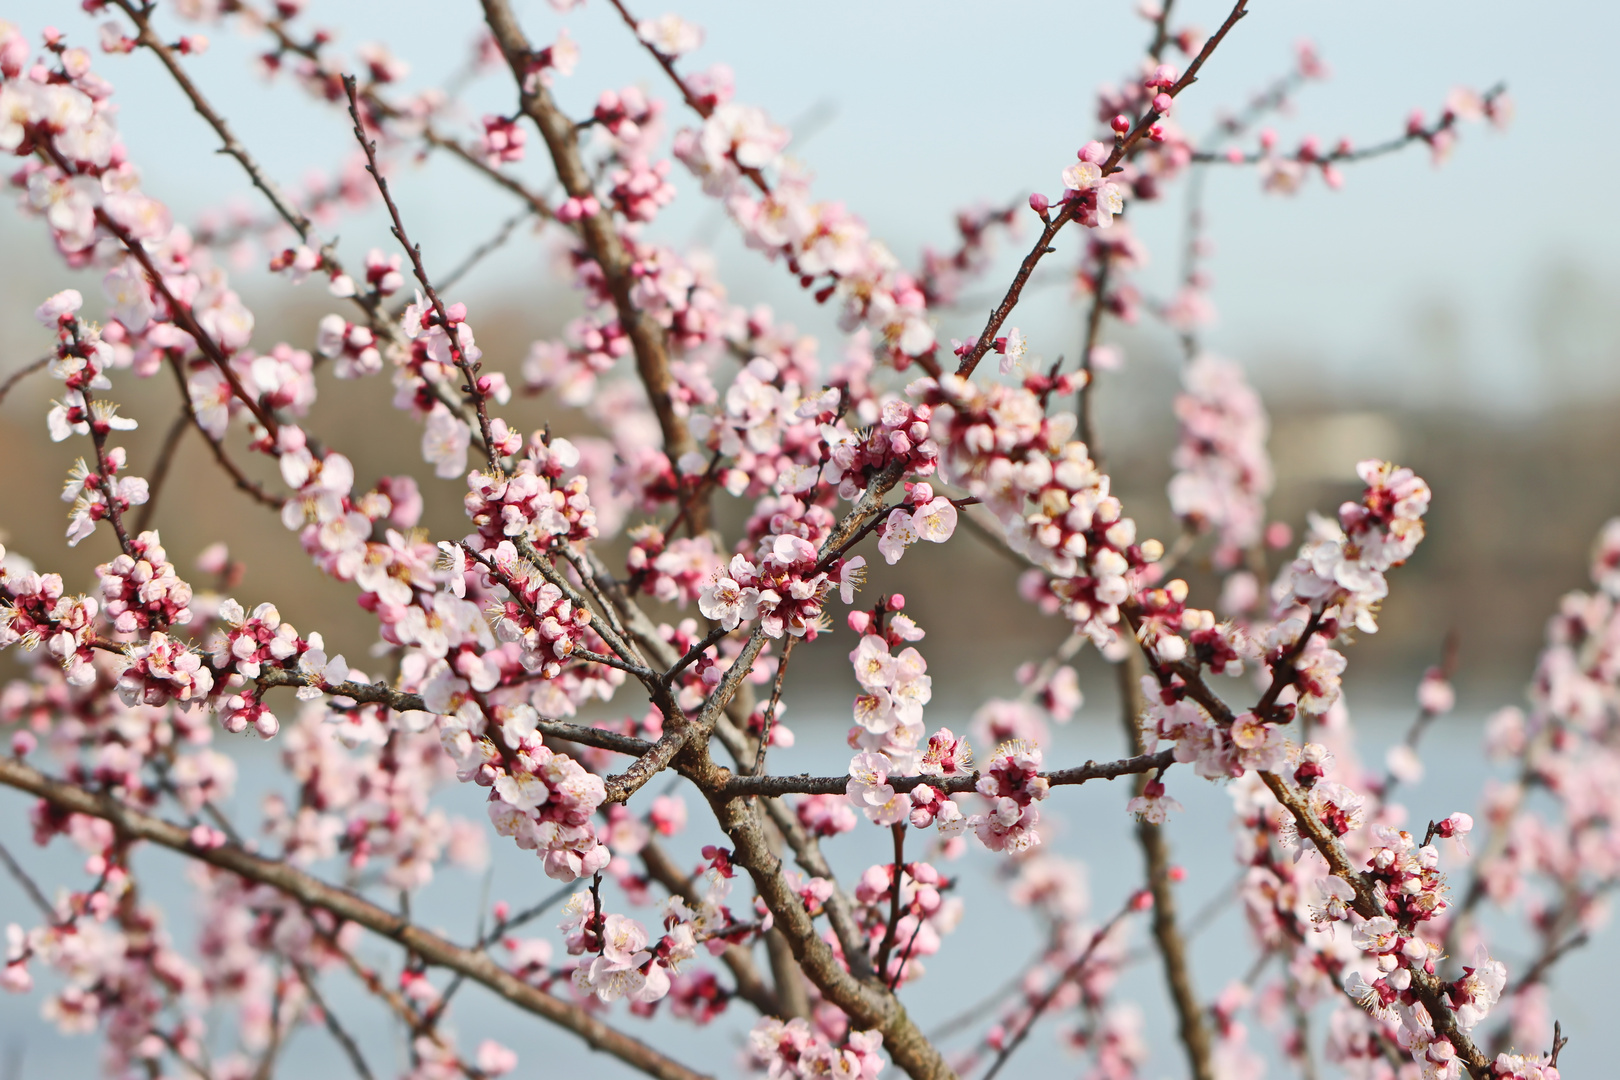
(1117, 650, 1214, 1080)
(0, 755, 712, 1080)
(479, 0, 700, 523)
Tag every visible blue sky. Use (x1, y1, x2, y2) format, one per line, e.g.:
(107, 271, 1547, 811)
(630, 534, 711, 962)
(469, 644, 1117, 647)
(8, 0, 1618, 414)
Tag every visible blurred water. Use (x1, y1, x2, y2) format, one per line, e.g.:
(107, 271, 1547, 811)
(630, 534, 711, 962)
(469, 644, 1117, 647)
(1, 699, 1608, 1079)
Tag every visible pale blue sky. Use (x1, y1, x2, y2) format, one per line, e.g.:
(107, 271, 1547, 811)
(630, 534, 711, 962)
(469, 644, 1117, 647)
(8, 0, 1619, 412)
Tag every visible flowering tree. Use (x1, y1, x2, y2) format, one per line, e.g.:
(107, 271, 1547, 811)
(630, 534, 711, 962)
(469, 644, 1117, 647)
(0, 2, 1598, 1079)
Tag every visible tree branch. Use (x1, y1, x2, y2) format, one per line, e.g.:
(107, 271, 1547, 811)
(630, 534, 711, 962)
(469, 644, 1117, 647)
(0, 755, 712, 1080)
(479, 0, 700, 523)
(1117, 649, 1214, 1080)
(955, 0, 1250, 378)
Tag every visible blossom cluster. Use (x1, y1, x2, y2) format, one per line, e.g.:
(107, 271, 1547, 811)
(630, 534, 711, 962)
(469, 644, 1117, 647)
(748, 1018, 886, 1080)
(442, 706, 609, 882)
(1167, 353, 1273, 564)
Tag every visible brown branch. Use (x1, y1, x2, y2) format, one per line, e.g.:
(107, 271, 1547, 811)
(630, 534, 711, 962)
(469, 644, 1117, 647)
(290, 960, 377, 1080)
(956, 0, 1250, 378)
(715, 749, 1175, 799)
(132, 408, 191, 535)
(981, 901, 1135, 1080)
(702, 774, 958, 1080)
(0, 354, 49, 408)
(758, 797, 875, 983)
(1118, 649, 1214, 1080)
(0, 755, 712, 1080)
(480, 0, 700, 522)
(162, 356, 285, 511)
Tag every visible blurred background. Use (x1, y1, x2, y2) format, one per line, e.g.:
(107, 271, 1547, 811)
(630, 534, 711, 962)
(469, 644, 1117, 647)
(2, 0, 1619, 1076)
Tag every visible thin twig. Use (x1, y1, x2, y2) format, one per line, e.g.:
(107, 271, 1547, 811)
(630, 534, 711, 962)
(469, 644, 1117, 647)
(290, 961, 377, 1080)
(0, 755, 712, 1080)
(956, 0, 1251, 378)
(133, 409, 190, 534)
(75, 382, 136, 556)
(1077, 257, 1111, 448)
(1117, 649, 1214, 1080)
(717, 749, 1175, 799)
(342, 76, 498, 470)
(872, 825, 907, 977)
(434, 207, 536, 297)
(981, 903, 1135, 1080)
(752, 635, 797, 775)
(0, 840, 54, 921)
(0, 355, 49, 408)
(163, 357, 285, 511)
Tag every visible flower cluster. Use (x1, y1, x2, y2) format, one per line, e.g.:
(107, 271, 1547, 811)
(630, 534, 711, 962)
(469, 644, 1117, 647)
(1167, 353, 1273, 565)
(967, 741, 1050, 853)
(699, 531, 832, 640)
(1278, 459, 1431, 636)
(1057, 140, 1127, 229)
(94, 530, 193, 634)
(673, 99, 934, 365)
(313, 313, 383, 378)
(798, 398, 940, 503)
(1338, 824, 1503, 1077)
(0, 550, 100, 685)
(845, 603, 933, 774)
(747, 1018, 886, 1080)
(464, 436, 599, 549)
(851, 859, 962, 985)
(625, 527, 721, 605)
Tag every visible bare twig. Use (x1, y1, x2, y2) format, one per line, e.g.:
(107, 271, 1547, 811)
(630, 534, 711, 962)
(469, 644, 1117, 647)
(0, 355, 49, 408)
(872, 825, 907, 977)
(981, 902, 1135, 1080)
(290, 961, 377, 1080)
(753, 635, 797, 775)
(0, 840, 54, 921)
(133, 409, 191, 535)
